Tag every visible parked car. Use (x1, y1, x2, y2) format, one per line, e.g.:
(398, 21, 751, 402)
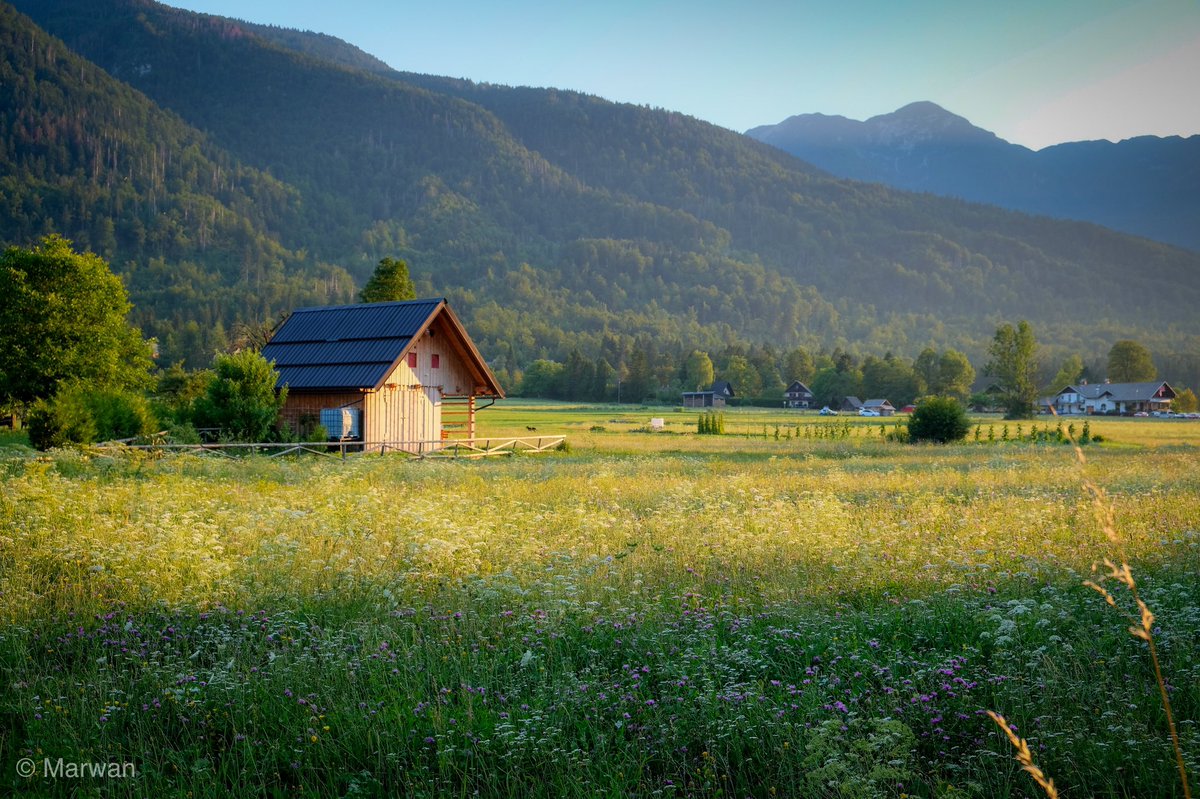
(818, 406, 838, 416)
(1133, 411, 1149, 417)
(858, 409, 880, 417)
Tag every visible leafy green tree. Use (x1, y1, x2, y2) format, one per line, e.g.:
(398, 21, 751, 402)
(194, 350, 287, 441)
(1173, 387, 1198, 413)
(913, 348, 941, 395)
(810, 366, 863, 408)
(861, 354, 921, 407)
(154, 363, 215, 425)
(359, 257, 416, 303)
(985, 321, 1039, 419)
(937, 349, 976, 403)
(1107, 340, 1156, 383)
(907, 397, 971, 444)
(784, 347, 814, 384)
(720, 355, 761, 397)
(517, 359, 564, 398)
(1046, 354, 1085, 392)
(0, 236, 153, 409)
(682, 350, 715, 391)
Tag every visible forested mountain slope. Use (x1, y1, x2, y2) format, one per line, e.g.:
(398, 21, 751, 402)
(8, 0, 1200, 378)
(0, 2, 355, 364)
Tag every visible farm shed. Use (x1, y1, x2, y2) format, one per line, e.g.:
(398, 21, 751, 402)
(261, 298, 503, 452)
(683, 380, 735, 408)
(863, 399, 896, 416)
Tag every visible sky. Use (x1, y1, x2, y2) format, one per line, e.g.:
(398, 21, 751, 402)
(166, 0, 1200, 150)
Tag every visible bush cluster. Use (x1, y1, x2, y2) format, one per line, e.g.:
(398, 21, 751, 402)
(907, 397, 970, 444)
(27, 384, 157, 449)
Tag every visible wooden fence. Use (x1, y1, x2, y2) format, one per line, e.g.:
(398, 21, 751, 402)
(97, 436, 566, 460)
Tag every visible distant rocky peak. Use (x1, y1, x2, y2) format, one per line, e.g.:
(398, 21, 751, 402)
(864, 101, 1005, 149)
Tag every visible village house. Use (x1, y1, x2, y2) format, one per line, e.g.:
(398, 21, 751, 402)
(839, 396, 864, 413)
(683, 380, 734, 408)
(862, 399, 896, 416)
(783, 380, 814, 409)
(1042, 380, 1176, 416)
(260, 298, 503, 452)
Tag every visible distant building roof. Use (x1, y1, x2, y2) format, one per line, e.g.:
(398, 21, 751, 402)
(784, 380, 813, 396)
(1056, 381, 1175, 403)
(863, 398, 895, 410)
(260, 298, 501, 395)
(710, 380, 735, 397)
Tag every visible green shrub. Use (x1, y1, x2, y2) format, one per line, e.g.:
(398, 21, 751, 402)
(193, 350, 286, 442)
(166, 422, 202, 444)
(907, 396, 970, 444)
(26, 384, 157, 450)
(26, 391, 95, 450)
(87, 387, 157, 441)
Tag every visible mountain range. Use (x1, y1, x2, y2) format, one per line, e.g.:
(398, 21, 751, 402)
(4, 0, 1200, 388)
(746, 102, 1200, 252)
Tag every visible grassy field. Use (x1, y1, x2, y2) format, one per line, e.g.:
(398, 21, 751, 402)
(1, 402, 1198, 797)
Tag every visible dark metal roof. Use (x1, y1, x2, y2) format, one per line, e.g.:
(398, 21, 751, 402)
(261, 299, 443, 390)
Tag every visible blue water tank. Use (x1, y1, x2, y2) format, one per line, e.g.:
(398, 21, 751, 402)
(320, 408, 361, 439)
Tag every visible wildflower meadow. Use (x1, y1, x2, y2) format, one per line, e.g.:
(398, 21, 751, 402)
(0, 407, 1197, 797)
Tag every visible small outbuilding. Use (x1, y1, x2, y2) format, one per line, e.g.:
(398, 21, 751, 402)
(863, 399, 896, 416)
(683, 380, 735, 408)
(261, 298, 503, 451)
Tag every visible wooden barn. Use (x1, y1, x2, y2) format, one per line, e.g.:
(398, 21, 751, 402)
(682, 380, 735, 408)
(261, 298, 503, 452)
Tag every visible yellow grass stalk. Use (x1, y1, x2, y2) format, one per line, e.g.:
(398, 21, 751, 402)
(985, 710, 1059, 798)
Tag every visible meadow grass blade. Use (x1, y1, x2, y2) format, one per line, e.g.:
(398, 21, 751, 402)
(985, 710, 1059, 798)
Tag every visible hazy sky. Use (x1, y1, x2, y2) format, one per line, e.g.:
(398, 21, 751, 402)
(166, 0, 1199, 150)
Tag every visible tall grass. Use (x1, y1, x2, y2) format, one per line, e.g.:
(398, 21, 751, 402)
(1, 426, 1198, 796)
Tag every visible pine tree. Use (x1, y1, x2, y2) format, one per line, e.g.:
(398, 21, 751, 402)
(359, 257, 416, 303)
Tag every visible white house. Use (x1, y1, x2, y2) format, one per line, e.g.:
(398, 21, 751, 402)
(1043, 381, 1176, 415)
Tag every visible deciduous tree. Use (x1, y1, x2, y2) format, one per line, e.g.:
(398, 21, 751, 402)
(682, 350, 715, 391)
(1173, 387, 1198, 413)
(1107, 340, 1156, 383)
(784, 347, 814, 384)
(937, 349, 976, 403)
(0, 236, 153, 409)
(1047, 354, 1085, 393)
(985, 320, 1039, 419)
